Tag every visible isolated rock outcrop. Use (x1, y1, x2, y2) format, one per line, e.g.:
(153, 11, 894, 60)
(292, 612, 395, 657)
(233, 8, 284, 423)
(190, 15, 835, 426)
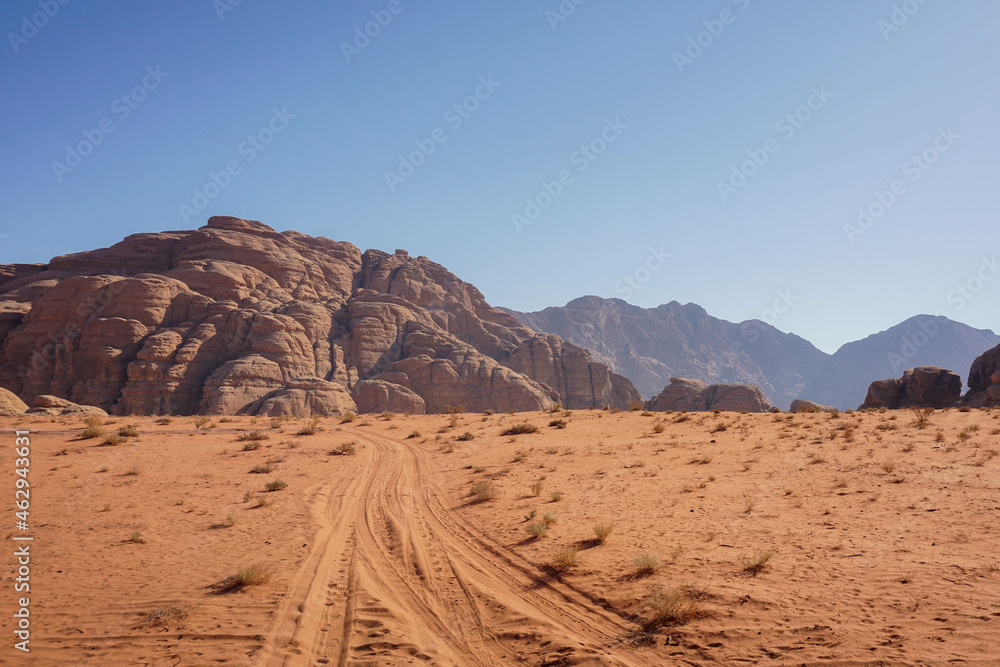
(0, 387, 28, 416)
(645, 377, 775, 413)
(860, 366, 962, 410)
(25, 394, 108, 417)
(0, 217, 639, 416)
(965, 343, 1000, 406)
(789, 399, 837, 413)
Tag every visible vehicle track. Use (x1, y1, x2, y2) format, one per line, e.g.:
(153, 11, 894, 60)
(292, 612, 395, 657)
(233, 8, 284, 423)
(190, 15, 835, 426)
(257, 430, 646, 666)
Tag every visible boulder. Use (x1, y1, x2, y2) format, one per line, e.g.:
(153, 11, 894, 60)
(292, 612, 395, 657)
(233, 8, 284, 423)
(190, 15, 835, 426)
(0, 216, 641, 416)
(790, 399, 837, 413)
(965, 343, 1000, 406)
(0, 387, 28, 416)
(352, 379, 426, 414)
(26, 397, 108, 417)
(645, 378, 775, 412)
(860, 366, 962, 409)
(35, 394, 73, 408)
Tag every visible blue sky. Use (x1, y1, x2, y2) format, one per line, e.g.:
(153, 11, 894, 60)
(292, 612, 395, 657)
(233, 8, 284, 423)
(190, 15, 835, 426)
(1, 0, 998, 353)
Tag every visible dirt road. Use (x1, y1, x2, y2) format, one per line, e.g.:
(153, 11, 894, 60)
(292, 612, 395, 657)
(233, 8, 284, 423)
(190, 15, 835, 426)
(256, 430, 645, 666)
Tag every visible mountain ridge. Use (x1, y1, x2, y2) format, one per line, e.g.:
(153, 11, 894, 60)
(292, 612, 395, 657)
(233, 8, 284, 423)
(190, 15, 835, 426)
(503, 296, 998, 410)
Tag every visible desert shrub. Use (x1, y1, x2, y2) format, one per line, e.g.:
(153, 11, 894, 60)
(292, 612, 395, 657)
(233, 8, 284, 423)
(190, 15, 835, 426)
(128, 531, 146, 544)
(407, 430, 421, 439)
(229, 562, 273, 588)
(446, 404, 465, 414)
(102, 433, 125, 446)
(530, 480, 544, 497)
(553, 545, 579, 569)
(549, 419, 567, 429)
(194, 416, 211, 429)
(264, 479, 288, 492)
(250, 463, 274, 474)
(633, 551, 662, 575)
(593, 522, 614, 543)
(297, 417, 321, 436)
(549, 491, 563, 502)
(541, 512, 558, 526)
(236, 431, 268, 443)
(331, 441, 356, 456)
(118, 424, 139, 437)
(255, 495, 272, 507)
(644, 586, 700, 628)
(224, 511, 239, 527)
(501, 423, 539, 436)
(527, 522, 548, 539)
(340, 412, 356, 423)
(457, 431, 475, 441)
(470, 481, 497, 503)
(881, 460, 896, 474)
(80, 424, 105, 440)
(144, 605, 191, 626)
(652, 424, 665, 433)
(739, 548, 774, 576)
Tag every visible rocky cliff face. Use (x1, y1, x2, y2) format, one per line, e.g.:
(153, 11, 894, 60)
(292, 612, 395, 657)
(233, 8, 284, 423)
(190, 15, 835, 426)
(504, 296, 827, 408)
(0, 217, 640, 416)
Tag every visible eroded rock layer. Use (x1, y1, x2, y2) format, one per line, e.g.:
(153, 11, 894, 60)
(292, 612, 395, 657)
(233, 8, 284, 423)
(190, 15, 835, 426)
(0, 217, 640, 416)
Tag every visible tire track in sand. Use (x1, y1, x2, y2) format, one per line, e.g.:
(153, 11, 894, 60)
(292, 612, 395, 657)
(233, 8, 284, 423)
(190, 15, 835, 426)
(258, 429, 648, 666)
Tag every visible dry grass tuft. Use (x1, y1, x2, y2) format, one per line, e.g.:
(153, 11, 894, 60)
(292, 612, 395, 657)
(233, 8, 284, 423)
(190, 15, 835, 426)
(739, 548, 774, 576)
(501, 422, 539, 436)
(470, 481, 497, 503)
(552, 545, 579, 569)
(643, 585, 701, 629)
(593, 522, 614, 543)
(633, 551, 662, 575)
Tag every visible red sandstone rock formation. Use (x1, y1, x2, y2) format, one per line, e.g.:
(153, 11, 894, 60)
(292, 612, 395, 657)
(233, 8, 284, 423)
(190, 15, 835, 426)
(0, 217, 640, 416)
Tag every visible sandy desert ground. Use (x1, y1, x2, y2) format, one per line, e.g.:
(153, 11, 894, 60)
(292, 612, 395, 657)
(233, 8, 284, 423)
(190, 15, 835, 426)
(2, 406, 999, 666)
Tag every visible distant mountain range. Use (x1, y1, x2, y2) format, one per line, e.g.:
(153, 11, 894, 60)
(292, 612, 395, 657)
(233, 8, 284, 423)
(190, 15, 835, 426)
(502, 297, 999, 410)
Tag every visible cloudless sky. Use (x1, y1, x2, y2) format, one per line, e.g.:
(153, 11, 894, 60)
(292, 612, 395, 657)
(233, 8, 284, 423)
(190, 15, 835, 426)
(2, 0, 998, 353)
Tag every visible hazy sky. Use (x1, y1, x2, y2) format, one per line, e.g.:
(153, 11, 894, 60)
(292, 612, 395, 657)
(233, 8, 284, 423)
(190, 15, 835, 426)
(2, 1, 998, 353)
